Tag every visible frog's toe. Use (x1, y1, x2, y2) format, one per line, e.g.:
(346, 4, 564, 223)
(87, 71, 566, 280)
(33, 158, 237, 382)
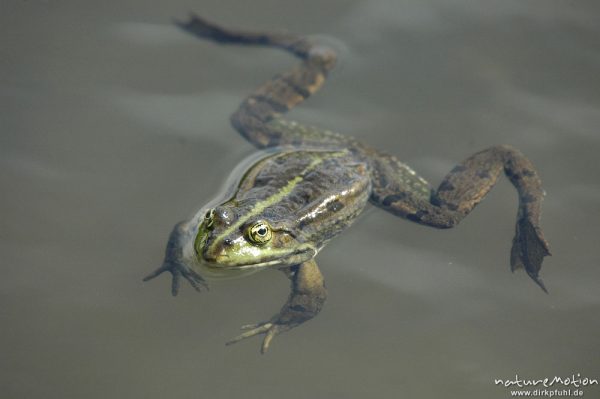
(226, 322, 282, 354)
(510, 217, 551, 293)
(237, 323, 261, 330)
(143, 262, 208, 296)
(171, 267, 209, 296)
(181, 268, 209, 293)
(142, 264, 168, 282)
(226, 322, 273, 344)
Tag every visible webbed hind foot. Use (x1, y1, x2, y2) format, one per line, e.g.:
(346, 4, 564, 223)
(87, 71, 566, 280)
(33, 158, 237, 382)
(511, 217, 551, 292)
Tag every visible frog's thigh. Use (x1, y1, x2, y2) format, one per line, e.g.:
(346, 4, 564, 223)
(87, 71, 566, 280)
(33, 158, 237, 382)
(369, 150, 461, 228)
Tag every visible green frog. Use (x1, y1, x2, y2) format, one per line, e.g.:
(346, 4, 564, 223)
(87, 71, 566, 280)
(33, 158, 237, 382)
(144, 14, 551, 353)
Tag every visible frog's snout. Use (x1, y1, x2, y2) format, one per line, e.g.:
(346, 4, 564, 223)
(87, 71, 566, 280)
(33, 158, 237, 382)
(199, 239, 231, 265)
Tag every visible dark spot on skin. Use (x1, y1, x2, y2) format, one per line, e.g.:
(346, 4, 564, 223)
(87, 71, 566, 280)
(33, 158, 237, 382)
(382, 193, 407, 207)
(437, 181, 455, 192)
(290, 305, 307, 312)
(327, 200, 344, 212)
(246, 99, 277, 122)
(522, 169, 535, 177)
(406, 214, 421, 222)
(376, 171, 389, 188)
(476, 170, 491, 179)
(430, 195, 444, 207)
(451, 165, 467, 173)
(406, 209, 429, 222)
(445, 202, 459, 211)
(253, 177, 270, 187)
(505, 168, 520, 180)
(283, 76, 311, 98)
(521, 194, 536, 204)
(223, 238, 233, 246)
(252, 94, 290, 113)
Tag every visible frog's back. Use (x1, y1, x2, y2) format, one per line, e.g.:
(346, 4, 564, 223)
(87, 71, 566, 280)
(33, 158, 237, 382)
(228, 149, 371, 246)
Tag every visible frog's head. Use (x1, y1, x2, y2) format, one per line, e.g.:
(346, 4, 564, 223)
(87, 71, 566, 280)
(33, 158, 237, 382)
(194, 205, 316, 271)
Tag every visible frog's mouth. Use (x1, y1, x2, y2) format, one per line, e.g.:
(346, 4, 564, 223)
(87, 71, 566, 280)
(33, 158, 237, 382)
(201, 243, 317, 270)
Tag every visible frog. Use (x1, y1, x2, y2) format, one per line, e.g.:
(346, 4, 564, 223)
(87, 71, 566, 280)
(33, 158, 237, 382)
(143, 14, 551, 353)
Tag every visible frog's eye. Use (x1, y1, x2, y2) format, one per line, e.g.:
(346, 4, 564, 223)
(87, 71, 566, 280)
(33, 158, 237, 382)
(204, 209, 215, 229)
(247, 221, 272, 245)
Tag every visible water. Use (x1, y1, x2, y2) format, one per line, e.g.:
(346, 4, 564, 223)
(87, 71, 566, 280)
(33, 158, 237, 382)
(2, 1, 599, 398)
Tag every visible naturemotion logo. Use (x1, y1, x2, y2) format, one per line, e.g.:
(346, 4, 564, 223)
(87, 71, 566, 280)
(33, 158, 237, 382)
(494, 373, 597, 397)
(495, 374, 598, 389)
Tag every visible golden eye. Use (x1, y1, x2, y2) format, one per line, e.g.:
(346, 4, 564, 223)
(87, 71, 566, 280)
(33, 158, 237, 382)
(247, 221, 272, 245)
(204, 209, 214, 229)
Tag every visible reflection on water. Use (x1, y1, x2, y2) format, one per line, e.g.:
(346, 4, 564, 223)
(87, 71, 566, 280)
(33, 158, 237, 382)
(2, 0, 599, 398)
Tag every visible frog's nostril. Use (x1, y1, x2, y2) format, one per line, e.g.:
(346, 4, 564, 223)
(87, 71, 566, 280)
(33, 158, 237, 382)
(223, 238, 233, 246)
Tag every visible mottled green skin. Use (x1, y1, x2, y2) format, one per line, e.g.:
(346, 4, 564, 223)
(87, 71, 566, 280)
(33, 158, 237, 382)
(143, 14, 551, 353)
(197, 150, 370, 268)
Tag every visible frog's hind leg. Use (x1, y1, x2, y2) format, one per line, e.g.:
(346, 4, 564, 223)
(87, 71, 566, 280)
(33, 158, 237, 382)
(370, 145, 550, 291)
(177, 14, 348, 149)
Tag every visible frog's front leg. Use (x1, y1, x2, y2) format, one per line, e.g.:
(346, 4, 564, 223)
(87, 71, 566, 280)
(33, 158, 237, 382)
(143, 221, 208, 296)
(226, 259, 327, 353)
(370, 145, 551, 291)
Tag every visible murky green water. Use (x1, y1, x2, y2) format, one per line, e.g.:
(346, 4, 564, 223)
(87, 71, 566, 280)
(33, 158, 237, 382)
(2, 1, 599, 398)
